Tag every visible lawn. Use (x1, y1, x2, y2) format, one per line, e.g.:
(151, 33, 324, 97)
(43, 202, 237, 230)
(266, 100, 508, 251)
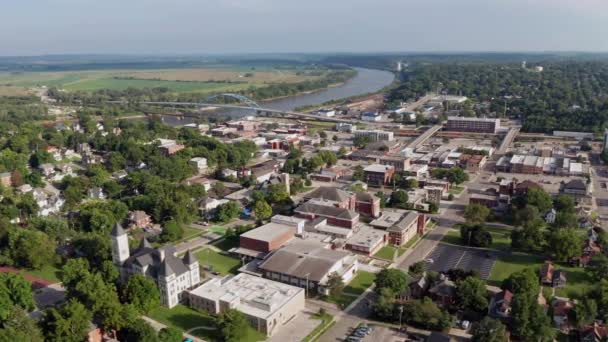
(212, 237, 238, 252)
(26, 264, 61, 283)
(325, 271, 376, 309)
(403, 235, 420, 249)
(442, 227, 512, 251)
(488, 253, 544, 287)
(302, 312, 335, 342)
(178, 227, 203, 242)
(148, 304, 265, 342)
(554, 264, 595, 299)
(194, 248, 241, 275)
(374, 246, 397, 261)
(209, 226, 228, 236)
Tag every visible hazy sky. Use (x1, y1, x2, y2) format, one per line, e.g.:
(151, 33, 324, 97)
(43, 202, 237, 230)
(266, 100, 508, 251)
(1, 0, 608, 56)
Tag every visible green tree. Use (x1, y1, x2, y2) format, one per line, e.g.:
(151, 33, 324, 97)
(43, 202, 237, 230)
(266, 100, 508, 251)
(0, 307, 43, 341)
(409, 261, 425, 276)
(217, 309, 249, 342)
(460, 224, 492, 247)
(119, 317, 160, 342)
(253, 200, 272, 221)
(554, 195, 575, 213)
(588, 254, 608, 280)
(525, 188, 553, 214)
(456, 276, 488, 313)
(390, 190, 409, 209)
(158, 327, 182, 342)
(464, 204, 490, 224)
(375, 269, 408, 294)
(0, 273, 35, 322)
(353, 165, 364, 181)
(122, 274, 161, 314)
(42, 299, 93, 342)
(326, 272, 345, 298)
(373, 287, 396, 320)
(159, 220, 184, 243)
(574, 297, 597, 327)
(4, 229, 56, 270)
(214, 201, 242, 223)
(266, 184, 290, 204)
(546, 228, 583, 262)
(510, 218, 546, 251)
(471, 317, 508, 342)
(554, 211, 578, 229)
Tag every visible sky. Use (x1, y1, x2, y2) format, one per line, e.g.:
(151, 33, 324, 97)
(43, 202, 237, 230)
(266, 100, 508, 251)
(1, 0, 608, 56)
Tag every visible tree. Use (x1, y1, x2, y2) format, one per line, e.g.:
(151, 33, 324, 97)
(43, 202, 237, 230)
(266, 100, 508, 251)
(588, 254, 608, 280)
(353, 165, 364, 181)
(266, 184, 290, 204)
(353, 136, 371, 148)
(546, 228, 583, 262)
(4, 229, 56, 270)
(319, 131, 327, 139)
(119, 317, 160, 342)
(158, 327, 182, 342)
(510, 218, 546, 251)
(574, 297, 597, 327)
(460, 224, 492, 247)
(213, 201, 241, 223)
(326, 272, 345, 298)
(525, 188, 553, 214)
(0, 307, 43, 342)
(332, 135, 339, 142)
(159, 220, 185, 243)
(456, 276, 488, 313)
(375, 269, 408, 294)
(253, 200, 272, 221)
(122, 274, 161, 314)
(390, 190, 409, 209)
(42, 299, 93, 342)
(373, 287, 396, 320)
(464, 204, 490, 224)
(0, 273, 35, 322)
(409, 261, 425, 276)
(554, 195, 576, 213)
(503, 268, 539, 296)
(471, 317, 508, 342)
(554, 211, 578, 229)
(402, 297, 452, 331)
(217, 309, 249, 342)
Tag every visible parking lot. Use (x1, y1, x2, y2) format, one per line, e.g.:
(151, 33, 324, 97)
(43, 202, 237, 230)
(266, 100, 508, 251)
(425, 243, 497, 280)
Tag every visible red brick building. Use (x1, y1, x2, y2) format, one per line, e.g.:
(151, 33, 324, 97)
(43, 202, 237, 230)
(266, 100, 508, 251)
(294, 202, 359, 229)
(363, 164, 395, 186)
(355, 192, 381, 218)
(239, 223, 296, 254)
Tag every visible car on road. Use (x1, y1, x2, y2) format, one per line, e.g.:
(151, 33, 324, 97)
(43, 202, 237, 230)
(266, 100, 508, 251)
(425, 258, 434, 264)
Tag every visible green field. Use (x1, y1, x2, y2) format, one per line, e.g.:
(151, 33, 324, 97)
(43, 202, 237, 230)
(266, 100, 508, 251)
(374, 245, 407, 260)
(148, 304, 265, 342)
(488, 253, 544, 286)
(195, 248, 241, 275)
(442, 227, 512, 251)
(27, 264, 61, 283)
(325, 271, 376, 308)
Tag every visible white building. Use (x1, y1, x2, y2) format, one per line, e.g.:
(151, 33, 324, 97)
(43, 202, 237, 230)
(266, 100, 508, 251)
(361, 111, 382, 122)
(353, 130, 394, 142)
(187, 273, 305, 336)
(189, 157, 208, 172)
(111, 223, 200, 308)
(315, 109, 335, 117)
(336, 123, 357, 133)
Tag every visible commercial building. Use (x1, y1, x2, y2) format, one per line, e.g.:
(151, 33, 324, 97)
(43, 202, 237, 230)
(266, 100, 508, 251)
(353, 130, 394, 142)
(446, 116, 500, 134)
(258, 241, 358, 295)
(314, 109, 335, 117)
(363, 164, 395, 186)
(187, 273, 305, 336)
(377, 155, 411, 171)
(336, 123, 357, 133)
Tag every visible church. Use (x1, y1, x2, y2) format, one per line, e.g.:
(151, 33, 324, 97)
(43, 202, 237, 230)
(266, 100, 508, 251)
(111, 223, 201, 308)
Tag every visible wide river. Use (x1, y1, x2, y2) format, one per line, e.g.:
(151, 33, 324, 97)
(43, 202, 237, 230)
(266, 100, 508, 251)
(161, 67, 395, 124)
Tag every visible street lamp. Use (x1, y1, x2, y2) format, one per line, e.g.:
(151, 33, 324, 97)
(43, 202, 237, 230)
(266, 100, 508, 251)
(398, 305, 404, 331)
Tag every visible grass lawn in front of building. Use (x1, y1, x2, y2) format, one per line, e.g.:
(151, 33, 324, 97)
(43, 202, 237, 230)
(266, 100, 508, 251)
(488, 253, 544, 287)
(148, 304, 265, 342)
(442, 227, 512, 251)
(325, 271, 377, 309)
(194, 248, 242, 275)
(448, 186, 465, 195)
(374, 246, 397, 261)
(553, 264, 595, 299)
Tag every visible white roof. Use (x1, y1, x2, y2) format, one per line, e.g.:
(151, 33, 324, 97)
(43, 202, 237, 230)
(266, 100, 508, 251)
(364, 164, 392, 173)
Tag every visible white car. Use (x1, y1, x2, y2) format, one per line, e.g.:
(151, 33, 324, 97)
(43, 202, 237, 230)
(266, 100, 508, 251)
(425, 258, 434, 264)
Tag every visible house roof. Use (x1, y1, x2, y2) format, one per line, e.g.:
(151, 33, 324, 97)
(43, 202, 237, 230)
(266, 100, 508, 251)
(429, 279, 456, 297)
(387, 211, 418, 233)
(564, 179, 587, 190)
(295, 202, 359, 221)
(304, 187, 353, 203)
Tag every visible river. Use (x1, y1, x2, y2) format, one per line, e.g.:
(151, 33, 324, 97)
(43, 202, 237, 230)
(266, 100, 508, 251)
(159, 67, 395, 125)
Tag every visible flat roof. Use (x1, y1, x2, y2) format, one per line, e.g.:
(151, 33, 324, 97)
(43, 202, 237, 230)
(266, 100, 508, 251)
(346, 226, 386, 248)
(364, 164, 392, 173)
(240, 223, 295, 242)
(369, 211, 404, 229)
(189, 273, 304, 319)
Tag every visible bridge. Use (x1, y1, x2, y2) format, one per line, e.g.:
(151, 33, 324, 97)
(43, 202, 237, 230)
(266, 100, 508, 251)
(108, 93, 371, 125)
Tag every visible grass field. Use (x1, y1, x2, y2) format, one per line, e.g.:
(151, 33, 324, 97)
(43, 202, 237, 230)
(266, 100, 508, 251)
(488, 253, 544, 286)
(27, 264, 61, 283)
(194, 248, 241, 275)
(374, 245, 407, 260)
(178, 227, 203, 242)
(0, 85, 32, 96)
(449, 186, 465, 195)
(148, 304, 265, 342)
(0, 67, 326, 94)
(325, 271, 376, 308)
(442, 227, 512, 251)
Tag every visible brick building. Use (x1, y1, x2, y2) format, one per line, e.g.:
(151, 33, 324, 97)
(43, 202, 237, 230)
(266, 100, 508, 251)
(363, 164, 395, 186)
(446, 116, 500, 134)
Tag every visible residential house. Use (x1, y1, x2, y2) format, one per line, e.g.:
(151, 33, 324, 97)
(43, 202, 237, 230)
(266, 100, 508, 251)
(39, 163, 55, 177)
(129, 210, 152, 229)
(0, 172, 11, 187)
(489, 290, 513, 319)
(428, 278, 456, 308)
(552, 298, 574, 330)
(189, 157, 208, 173)
(580, 323, 608, 342)
(88, 187, 106, 200)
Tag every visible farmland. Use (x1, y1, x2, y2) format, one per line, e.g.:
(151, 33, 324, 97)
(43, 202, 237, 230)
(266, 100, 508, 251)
(0, 66, 342, 94)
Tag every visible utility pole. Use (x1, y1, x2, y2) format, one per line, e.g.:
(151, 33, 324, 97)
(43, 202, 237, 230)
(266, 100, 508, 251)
(398, 305, 404, 331)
